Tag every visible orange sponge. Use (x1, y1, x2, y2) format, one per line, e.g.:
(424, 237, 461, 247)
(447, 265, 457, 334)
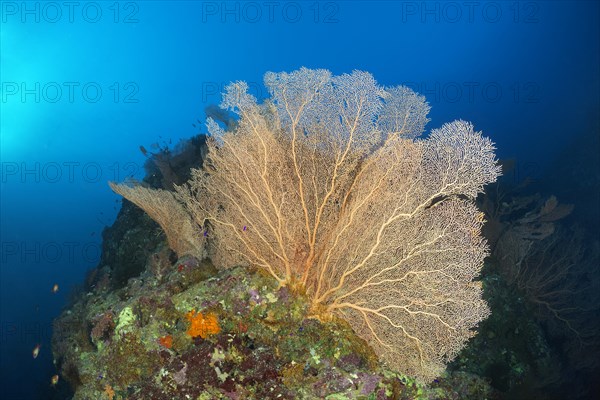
(185, 309, 220, 339)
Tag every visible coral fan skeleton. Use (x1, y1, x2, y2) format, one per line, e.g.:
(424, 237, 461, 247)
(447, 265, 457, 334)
(111, 68, 500, 381)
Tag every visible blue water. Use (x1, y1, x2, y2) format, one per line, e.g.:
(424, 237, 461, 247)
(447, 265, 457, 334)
(1, 1, 598, 399)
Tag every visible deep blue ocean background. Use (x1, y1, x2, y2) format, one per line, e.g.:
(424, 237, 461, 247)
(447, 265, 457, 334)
(1, 1, 599, 399)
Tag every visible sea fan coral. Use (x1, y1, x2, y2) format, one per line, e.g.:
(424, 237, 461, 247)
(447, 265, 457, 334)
(111, 68, 500, 382)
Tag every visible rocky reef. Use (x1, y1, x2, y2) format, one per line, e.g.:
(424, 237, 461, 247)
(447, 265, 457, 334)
(52, 253, 496, 399)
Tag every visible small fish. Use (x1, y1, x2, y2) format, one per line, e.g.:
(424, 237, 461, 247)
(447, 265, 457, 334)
(139, 145, 148, 157)
(150, 142, 159, 149)
(50, 374, 59, 386)
(192, 123, 197, 128)
(32, 344, 41, 359)
(90, 232, 95, 237)
(52, 284, 59, 294)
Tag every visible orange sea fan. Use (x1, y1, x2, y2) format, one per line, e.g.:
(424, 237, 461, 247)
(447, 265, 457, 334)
(185, 309, 220, 339)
